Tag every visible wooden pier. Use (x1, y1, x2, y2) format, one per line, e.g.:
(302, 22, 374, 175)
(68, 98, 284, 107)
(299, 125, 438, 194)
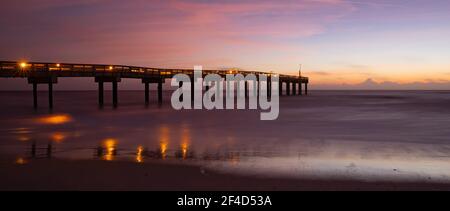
(0, 61, 309, 108)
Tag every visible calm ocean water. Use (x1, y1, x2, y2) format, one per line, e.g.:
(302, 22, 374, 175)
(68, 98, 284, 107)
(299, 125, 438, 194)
(1, 90, 450, 182)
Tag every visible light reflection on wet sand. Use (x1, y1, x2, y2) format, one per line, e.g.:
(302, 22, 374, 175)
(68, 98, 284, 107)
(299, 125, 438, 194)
(35, 114, 72, 125)
(204, 140, 450, 183)
(1, 91, 450, 183)
(158, 125, 169, 159)
(51, 132, 66, 143)
(101, 138, 118, 161)
(136, 146, 144, 163)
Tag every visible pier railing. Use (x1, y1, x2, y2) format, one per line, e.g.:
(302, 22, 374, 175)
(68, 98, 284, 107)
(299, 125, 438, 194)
(0, 61, 308, 82)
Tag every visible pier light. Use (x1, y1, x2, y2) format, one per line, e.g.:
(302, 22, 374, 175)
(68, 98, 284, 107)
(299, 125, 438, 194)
(109, 66, 113, 70)
(19, 62, 28, 68)
(56, 63, 60, 67)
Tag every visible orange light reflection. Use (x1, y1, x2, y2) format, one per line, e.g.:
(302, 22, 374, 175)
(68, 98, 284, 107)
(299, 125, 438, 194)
(36, 114, 72, 125)
(102, 138, 117, 161)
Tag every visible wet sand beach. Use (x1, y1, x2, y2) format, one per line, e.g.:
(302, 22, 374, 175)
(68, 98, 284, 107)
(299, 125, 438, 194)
(1, 90, 450, 190)
(1, 157, 450, 191)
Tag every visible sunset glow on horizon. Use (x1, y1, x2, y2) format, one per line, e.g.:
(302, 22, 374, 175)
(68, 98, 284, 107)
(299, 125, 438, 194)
(1, 0, 450, 89)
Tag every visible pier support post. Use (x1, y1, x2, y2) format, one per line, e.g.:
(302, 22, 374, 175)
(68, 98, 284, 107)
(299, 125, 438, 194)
(28, 77, 57, 109)
(299, 81, 303, 96)
(46, 143, 52, 159)
(244, 81, 248, 98)
(31, 142, 36, 158)
(256, 80, 259, 98)
(191, 78, 195, 101)
(267, 77, 272, 98)
(292, 82, 297, 95)
(179, 81, 183, 101)
(286, 82, 291, 96)
(158, 79, 163, 104)
(33, 83, 38, 109)
(279, 81, 283, 96)
(95, 76, 120, 108)
(48, 82, 53, 109)
(204, 82, 211, 101)
(98, 81, 104, 107)
(112, 80, 118, 108)
(305, 82, 308, 95)
(144, 82, 149, 105)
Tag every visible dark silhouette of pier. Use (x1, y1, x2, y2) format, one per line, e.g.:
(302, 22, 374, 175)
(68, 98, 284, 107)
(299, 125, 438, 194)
(0, 61, 309, 108)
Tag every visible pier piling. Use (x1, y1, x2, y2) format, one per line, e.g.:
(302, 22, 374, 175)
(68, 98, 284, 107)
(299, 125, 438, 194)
(2, 61, 308, 109)
(279, 81, 283, 96)
(158, 80, 163, 104)
(305, 82, 308, 95)
(179, 81, 183, 101)
(256, 80, 259, 98)
(28, 76, 57, 109)
(144, 82, 149, 105)
(191, 78, 195, 101)
(31, 142, 36, 158)
(299, 81, 303, 95)
(292, 82, 297, 95)
(244, 82, 249, 98)
(46, 143, 52, 159)
(48, 82, 53, 109)
(112, 80, 118, 108)
(33, 83, 37, 109)
(98, 81, 104, 107)
(286, 82, 291, 96)
(95, 76, 121, 108)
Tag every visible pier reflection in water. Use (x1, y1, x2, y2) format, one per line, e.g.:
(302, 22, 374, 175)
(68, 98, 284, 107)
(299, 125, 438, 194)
(15, 140, 243, 165)
(17, 132, 243, 164)
(2, 91, 450, 183)
(10, 113, 242, 163)
(0, 95, 257, 166)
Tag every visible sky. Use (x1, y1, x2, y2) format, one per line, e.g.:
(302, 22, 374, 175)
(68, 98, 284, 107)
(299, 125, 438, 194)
(1, 0, 450, 90)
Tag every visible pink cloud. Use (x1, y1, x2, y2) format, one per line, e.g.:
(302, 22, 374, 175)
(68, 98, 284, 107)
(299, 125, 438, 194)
(0, 0, 355, 69)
